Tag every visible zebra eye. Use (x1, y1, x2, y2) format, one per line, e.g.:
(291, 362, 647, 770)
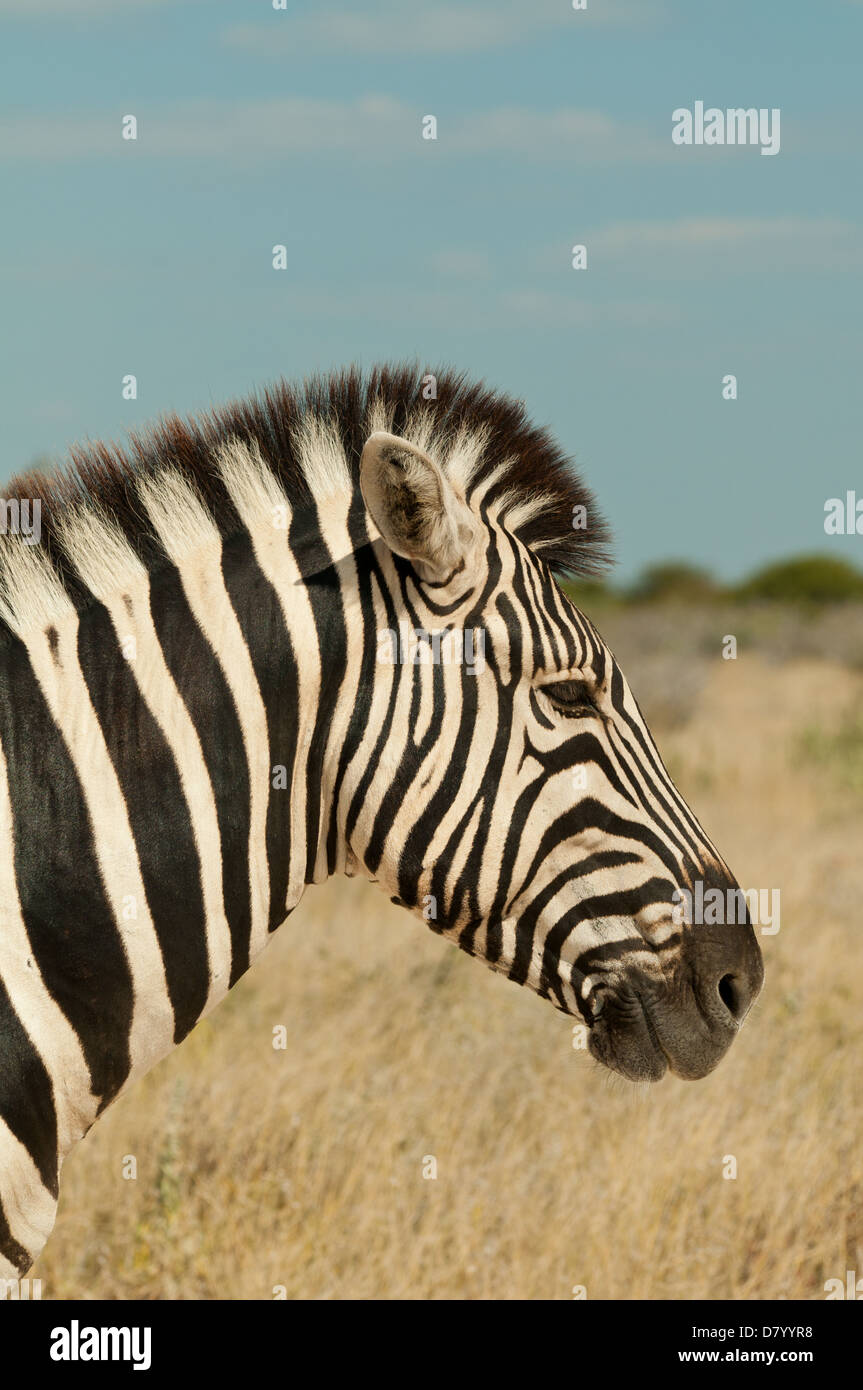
(541, 680, 598, 717)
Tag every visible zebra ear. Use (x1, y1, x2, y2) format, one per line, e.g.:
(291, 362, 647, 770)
(359, 431, 480, 583)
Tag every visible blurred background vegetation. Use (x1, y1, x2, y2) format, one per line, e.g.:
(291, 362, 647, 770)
(564, 553, 863, 610)
(562, 554, 863, 733)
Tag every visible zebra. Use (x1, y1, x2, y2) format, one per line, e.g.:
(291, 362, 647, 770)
(0, 364, 763, 1280)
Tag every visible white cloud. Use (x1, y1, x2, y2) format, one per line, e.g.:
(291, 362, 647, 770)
(446, 106, 667, 161)
(499, 289, 680, 327)
(0, 97, 670, 164)
(223, 1, 666, 57)
(591, 216, 863, 272)
(0, 98, 409, 161)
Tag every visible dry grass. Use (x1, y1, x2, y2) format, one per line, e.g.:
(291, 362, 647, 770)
(32, 627, 863, 1300)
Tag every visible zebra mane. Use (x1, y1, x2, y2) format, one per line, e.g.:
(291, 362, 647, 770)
(1, 364, 611, 638)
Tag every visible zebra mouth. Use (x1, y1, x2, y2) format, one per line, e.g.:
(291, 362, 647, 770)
(587, 991, 669, 1083)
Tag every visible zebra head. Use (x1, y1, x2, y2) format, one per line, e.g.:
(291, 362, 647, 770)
(355, 425, 763, 1083)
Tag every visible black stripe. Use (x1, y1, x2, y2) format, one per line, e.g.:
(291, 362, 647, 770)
(345, 546, 410, 871)
(149, 564, 253, 986)
(608, 661, 705, 857)
(400, 575, 512, 926)
(0, 636, 134, 1105)
(288, 504, 346, 885)
(365, 562, 451, 874)
(506, 852, 643, 985)
(571, 930, 683, 981)
(77, 603, 209, 1045)
(325, 503, 389, 870)
(523, 726, 639, 812)
(543, 566, 580, 669)
(541, 879, 677, 1008)
(0, 1196, 30, 1275)
(509, 546, 546, 672)
(222, 529, 300, 932)
(525, 559, 566, 669)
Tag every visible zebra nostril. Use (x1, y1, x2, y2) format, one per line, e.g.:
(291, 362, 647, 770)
(717, 973, 743, 1019)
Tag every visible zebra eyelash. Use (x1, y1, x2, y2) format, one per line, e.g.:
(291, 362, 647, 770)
(538, 679, 599, 718)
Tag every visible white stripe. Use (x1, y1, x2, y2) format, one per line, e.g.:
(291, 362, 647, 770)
(0, 1118, 57, 1268)
(56, 507, 233, 1013)
(138, 473, 271, 961)
(217, 438, 322, 911)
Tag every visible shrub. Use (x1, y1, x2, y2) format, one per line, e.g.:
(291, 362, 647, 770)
(736, 555, 863, 604)
(627, 562, 720, 604)
(559, 577, 615, 609)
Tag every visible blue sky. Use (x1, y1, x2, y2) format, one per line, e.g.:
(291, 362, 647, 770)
(1, 0, 861, 582)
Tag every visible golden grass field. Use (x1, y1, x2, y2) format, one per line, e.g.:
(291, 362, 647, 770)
(32, 608, 863, 1300)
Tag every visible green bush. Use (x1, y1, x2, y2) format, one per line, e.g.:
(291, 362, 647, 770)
(559, 577, 616, 609)
(736, 555, 863, 604)
(627, 562, 721, 604)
